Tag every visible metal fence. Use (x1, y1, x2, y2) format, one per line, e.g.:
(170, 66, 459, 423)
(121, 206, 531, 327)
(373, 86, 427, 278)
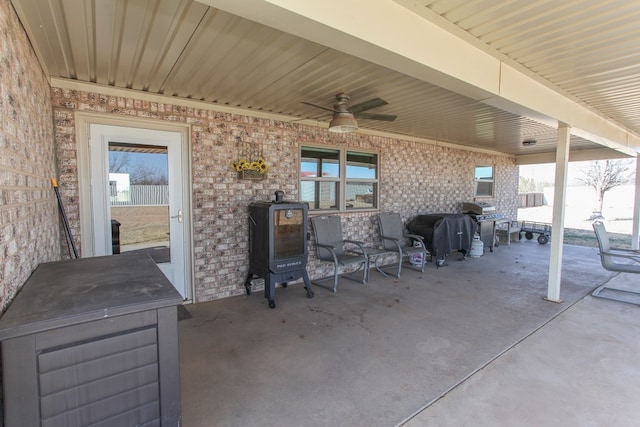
(110, 184, 169, 206)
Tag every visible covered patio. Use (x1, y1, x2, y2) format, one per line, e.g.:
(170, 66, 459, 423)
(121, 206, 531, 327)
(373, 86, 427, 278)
(178, 240, 640, 426)
(2, 1, 640, 424)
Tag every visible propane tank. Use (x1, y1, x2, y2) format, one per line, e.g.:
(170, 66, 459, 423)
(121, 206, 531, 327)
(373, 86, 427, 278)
(469, 233, 484, 258)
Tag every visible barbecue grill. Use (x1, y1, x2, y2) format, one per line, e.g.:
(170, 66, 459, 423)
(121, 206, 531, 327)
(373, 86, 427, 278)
(462, 201, 503, 252)
(244, 200, 314, 308)
(407, 213, 477, 265)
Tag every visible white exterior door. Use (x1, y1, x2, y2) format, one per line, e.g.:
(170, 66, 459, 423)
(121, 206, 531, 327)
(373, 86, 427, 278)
(88, 124, 191, 299)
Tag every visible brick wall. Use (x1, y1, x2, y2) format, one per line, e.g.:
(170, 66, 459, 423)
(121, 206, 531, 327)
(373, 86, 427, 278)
(50, 86, 518, 303)
(0, 0, 60, 312)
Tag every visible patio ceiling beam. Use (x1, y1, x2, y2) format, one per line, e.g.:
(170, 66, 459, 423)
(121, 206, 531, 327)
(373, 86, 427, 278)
(199, 0, 639, 155)
(517, 148, 631, 165)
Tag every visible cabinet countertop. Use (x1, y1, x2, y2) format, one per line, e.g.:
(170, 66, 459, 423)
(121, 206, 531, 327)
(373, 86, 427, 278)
(0, 254, 183, 340)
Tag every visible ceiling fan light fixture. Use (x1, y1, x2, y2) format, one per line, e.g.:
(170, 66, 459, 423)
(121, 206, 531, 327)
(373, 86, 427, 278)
(329, 112, 358, 133)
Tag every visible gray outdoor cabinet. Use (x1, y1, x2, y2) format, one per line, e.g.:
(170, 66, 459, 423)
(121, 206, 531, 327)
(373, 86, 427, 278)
(0, 254, 183, 427)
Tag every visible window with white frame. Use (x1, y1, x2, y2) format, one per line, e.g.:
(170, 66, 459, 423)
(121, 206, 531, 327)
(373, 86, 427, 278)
(300, 146, 378, 211)
(474, 165, 494, 197)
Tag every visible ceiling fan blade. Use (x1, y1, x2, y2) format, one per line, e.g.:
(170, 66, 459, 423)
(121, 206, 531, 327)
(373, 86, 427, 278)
(301, 101, 337, 113)
(355, 112, 397, 122)
(349, 98, 388, 114)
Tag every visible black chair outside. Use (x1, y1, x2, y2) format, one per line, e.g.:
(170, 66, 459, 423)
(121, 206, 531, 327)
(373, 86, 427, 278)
(592, 220, 640, 304)
(376, 212, 427, 278)
(310, 215, 369, 293)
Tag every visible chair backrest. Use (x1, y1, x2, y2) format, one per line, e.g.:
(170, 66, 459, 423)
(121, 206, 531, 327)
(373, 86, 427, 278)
(378, 213, 405, 250)
(593, 220, 615, 270)
(311, 215, 345, 260)
(593, 220, 640, 275)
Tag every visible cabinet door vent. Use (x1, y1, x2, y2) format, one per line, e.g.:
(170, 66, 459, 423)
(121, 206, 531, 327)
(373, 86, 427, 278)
(37, 326, 160, 427)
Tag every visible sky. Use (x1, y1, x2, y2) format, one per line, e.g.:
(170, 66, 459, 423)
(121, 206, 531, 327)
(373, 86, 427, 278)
(519, 163, 557, 181)
(109, 151, 168, 178)
(519, 162, 593, 184)
(520, 159, 639, 190)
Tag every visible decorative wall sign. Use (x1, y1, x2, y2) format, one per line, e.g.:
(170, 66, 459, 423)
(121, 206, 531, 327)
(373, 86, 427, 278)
(231, 137, 269, 180)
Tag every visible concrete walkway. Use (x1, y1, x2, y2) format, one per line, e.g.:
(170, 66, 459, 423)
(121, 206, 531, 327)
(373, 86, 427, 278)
(178, 242, 640, 426)
(403, 272, 640, 426)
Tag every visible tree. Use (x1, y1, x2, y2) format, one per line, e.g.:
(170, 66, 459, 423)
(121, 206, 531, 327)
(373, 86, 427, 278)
(574, 159, 635, 216)
(519, 174, 554, 193)
(129, 163, 168, 185)
(519, 176, 536, 193)
(109, 151, 168, 184)
(109, 151, 131, 173)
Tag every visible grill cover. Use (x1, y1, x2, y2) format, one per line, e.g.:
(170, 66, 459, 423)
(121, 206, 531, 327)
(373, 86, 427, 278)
(407, 214, 478, 261)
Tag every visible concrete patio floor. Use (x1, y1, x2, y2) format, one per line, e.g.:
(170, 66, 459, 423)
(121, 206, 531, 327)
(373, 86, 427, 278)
(178, 240, 640, 426)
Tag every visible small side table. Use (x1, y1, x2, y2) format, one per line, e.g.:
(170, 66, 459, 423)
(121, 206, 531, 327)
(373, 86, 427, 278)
(495, 219, 521, 246)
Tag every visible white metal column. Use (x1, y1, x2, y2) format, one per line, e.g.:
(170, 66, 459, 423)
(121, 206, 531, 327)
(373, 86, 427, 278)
(546, 123, 571, 302)
(633, 155, 640, 250)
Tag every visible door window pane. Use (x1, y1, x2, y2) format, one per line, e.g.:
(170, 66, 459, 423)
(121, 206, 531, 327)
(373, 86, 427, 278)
(109, 143, 170, 263)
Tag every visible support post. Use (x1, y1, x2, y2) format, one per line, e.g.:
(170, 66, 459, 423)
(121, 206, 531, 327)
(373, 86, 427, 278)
(546, 123, 570, 303)
(633, 155, 640, 250)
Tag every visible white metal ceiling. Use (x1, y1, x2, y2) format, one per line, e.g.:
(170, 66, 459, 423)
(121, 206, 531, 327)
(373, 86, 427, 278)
(414, 0, 640, 139)
(10, 0, 640, 159)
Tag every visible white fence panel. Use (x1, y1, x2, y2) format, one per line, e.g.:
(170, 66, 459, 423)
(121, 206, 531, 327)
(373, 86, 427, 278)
(110, 185, 169, 206)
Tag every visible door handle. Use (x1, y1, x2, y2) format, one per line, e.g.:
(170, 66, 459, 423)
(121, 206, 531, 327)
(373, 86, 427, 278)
(171, 209, 183, 223)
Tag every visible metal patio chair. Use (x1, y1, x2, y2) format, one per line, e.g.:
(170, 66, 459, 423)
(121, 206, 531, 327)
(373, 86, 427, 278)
(591, 220, 640, 304)
(310, 215, 369, 293)
(376, 212, 427, 278)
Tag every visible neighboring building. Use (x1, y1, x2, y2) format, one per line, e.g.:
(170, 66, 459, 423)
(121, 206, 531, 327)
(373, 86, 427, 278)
(109, 173, 130, 204)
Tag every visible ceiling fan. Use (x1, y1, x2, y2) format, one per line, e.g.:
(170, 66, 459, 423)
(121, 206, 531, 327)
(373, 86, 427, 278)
(302, 93, 397, 133)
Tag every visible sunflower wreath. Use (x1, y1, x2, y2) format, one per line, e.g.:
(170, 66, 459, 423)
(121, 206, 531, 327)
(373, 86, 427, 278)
(230, 157, 269, 174)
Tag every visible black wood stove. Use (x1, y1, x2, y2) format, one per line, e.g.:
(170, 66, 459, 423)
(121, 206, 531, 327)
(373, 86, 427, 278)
(244, 198, 314, 308)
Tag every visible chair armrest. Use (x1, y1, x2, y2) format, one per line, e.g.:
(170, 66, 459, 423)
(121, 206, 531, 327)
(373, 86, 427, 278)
(314, 242, 339, 263)
(602, 250, 640, 264)
(343, 239, 368, 256)
(610, 247, 640, 254)
(404, 233, 424, 242)
(315, 242, 337, 250)
(344, 239, 364, 245)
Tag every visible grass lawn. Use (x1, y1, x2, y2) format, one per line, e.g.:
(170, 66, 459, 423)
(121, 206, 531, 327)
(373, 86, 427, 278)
(518, 205, 634, 249)
(562, 228, 631, 249)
